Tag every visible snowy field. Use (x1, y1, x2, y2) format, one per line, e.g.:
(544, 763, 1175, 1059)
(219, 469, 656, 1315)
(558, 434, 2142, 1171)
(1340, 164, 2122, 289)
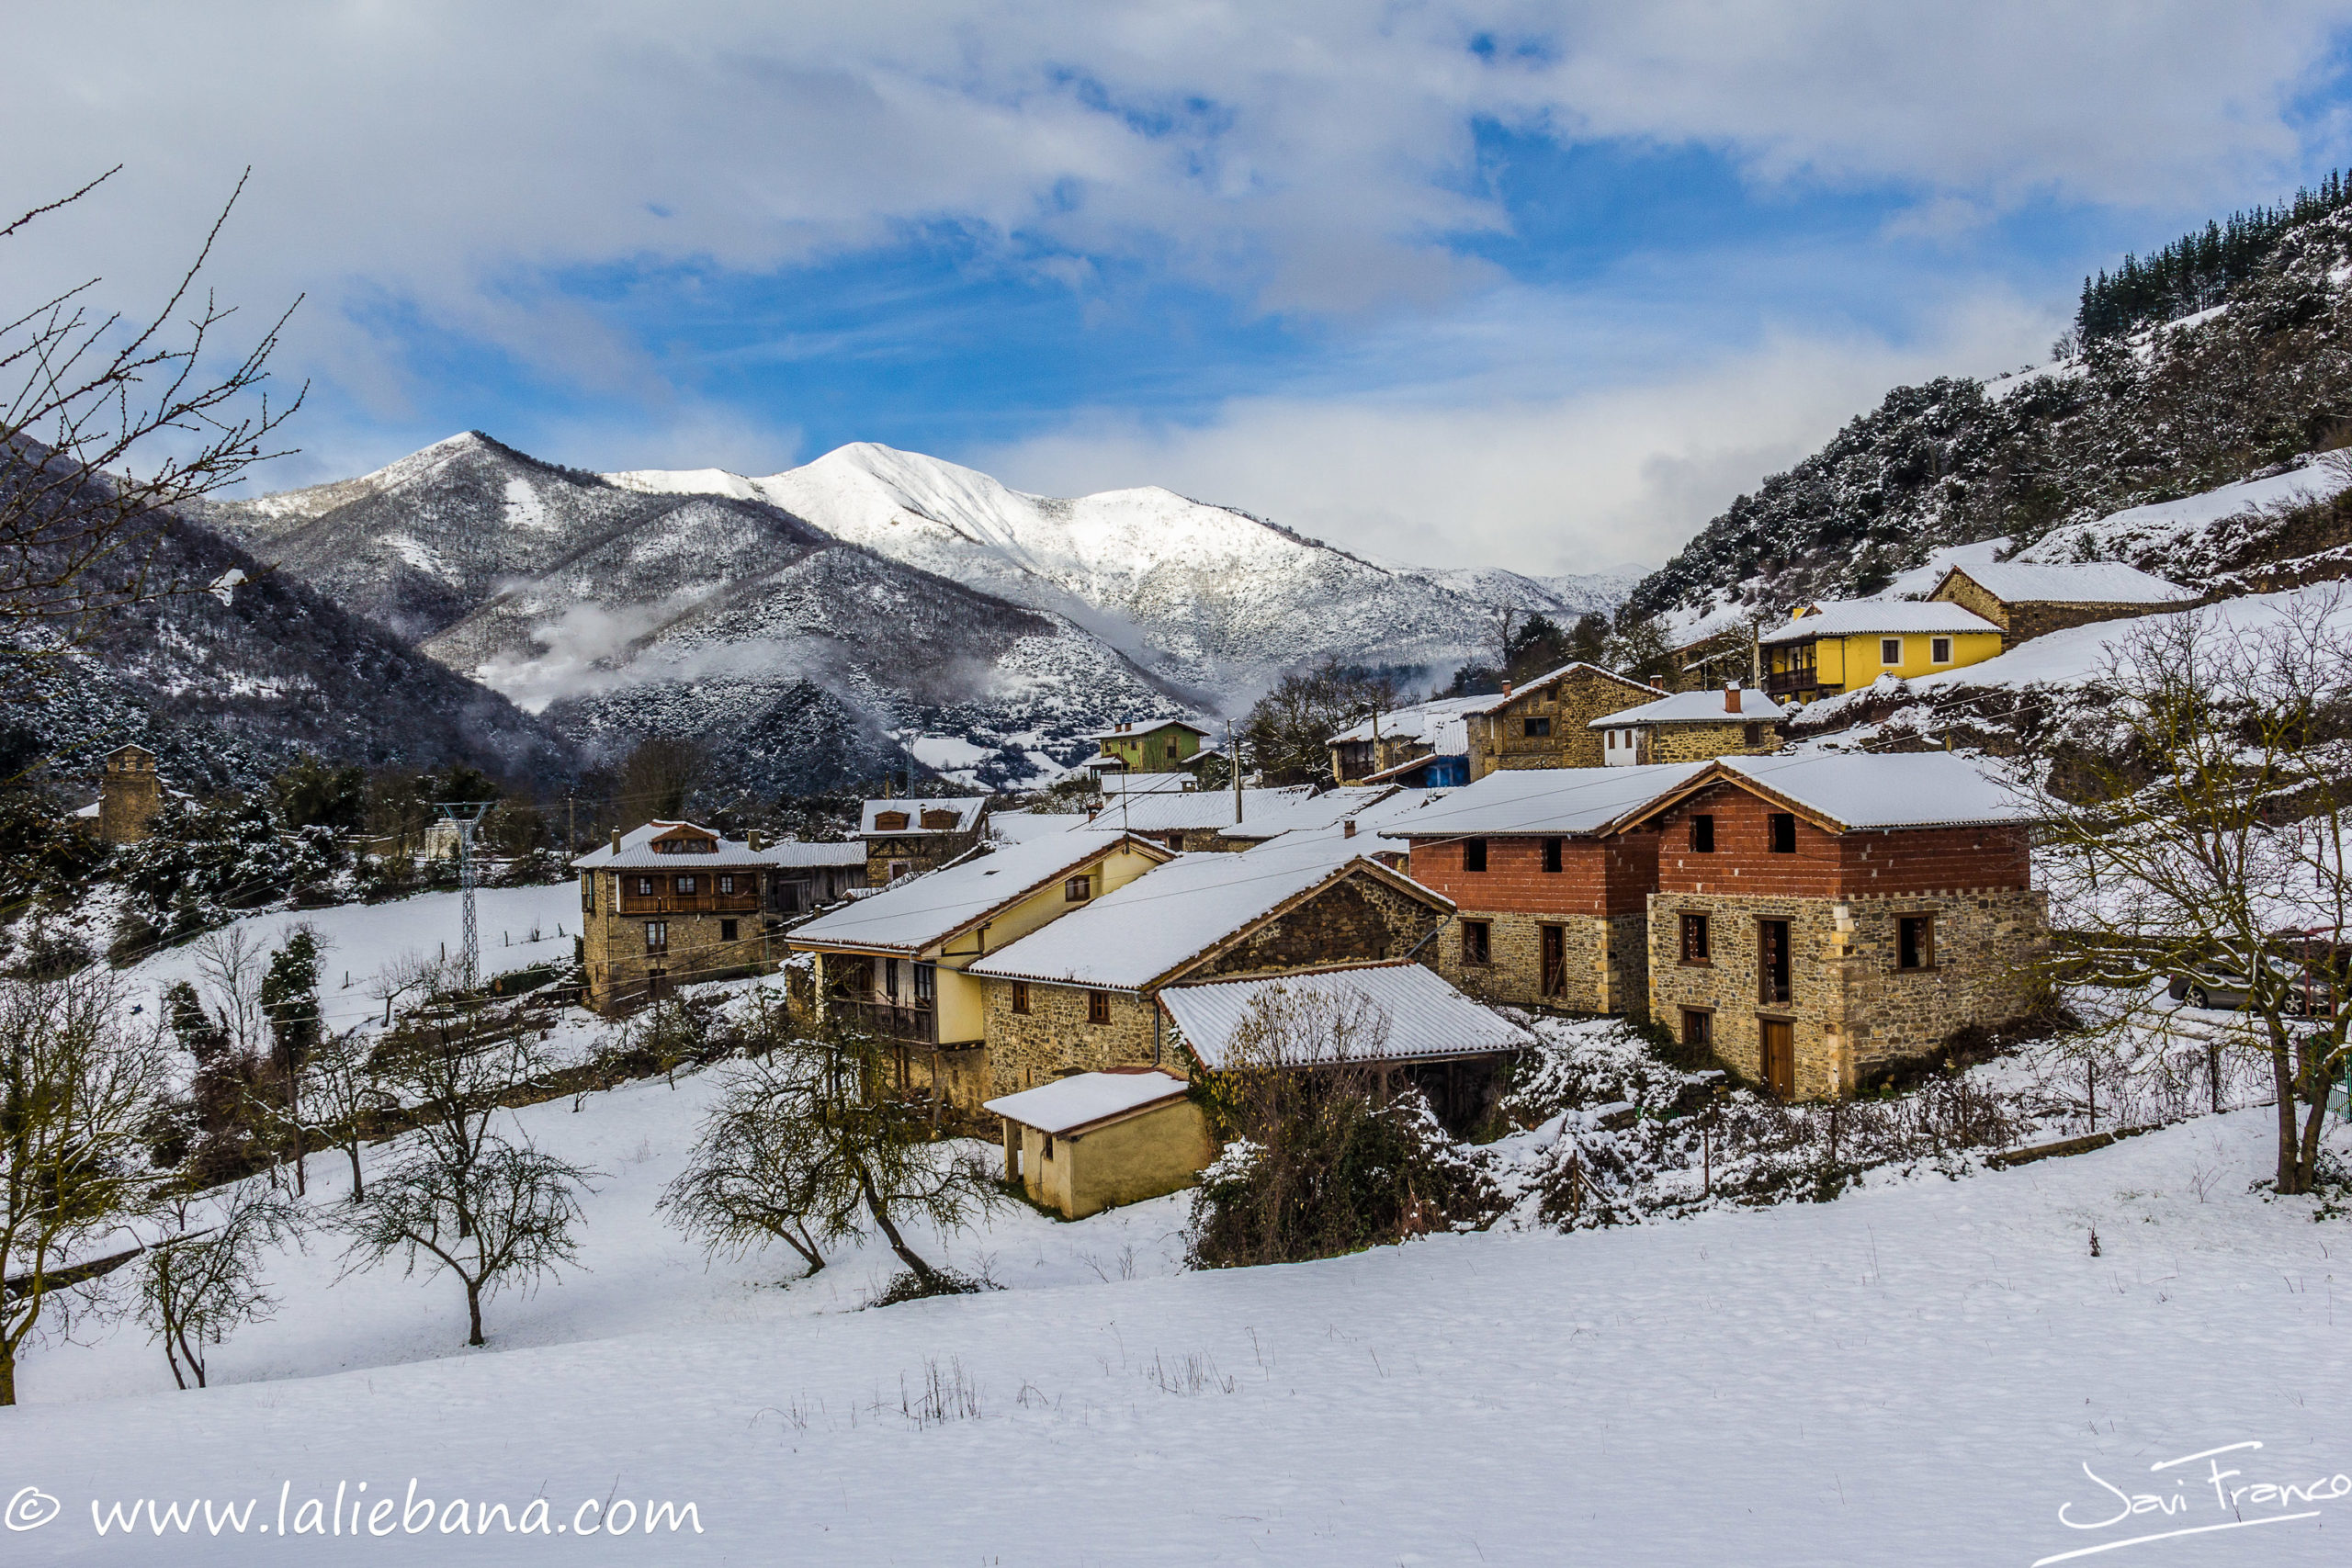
(7, 1047, 2352, 1566)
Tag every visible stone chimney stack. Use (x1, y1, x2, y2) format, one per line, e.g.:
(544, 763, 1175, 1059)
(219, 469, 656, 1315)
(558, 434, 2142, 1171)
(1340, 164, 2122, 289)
(748, 829, 766, 852)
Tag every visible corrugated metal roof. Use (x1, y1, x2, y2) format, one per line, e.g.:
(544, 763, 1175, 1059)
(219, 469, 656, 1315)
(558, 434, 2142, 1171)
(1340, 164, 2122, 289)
(1160, 962, 1535, 1067)
(1379, 761, 1708, 839)
(1325, 694, 1488, 747)
(1758, 601, 2002, 646)
(1219, 785, 1399, 840)
(789, 833, 1169, 954)
(1937, 560, 2196, 605)
(983, 1069, 1192, 1134)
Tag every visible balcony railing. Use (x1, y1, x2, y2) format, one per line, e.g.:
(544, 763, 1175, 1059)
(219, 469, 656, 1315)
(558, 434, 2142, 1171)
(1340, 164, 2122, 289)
(831, 998, 940, 1045)
(1763, 669, 1820, 698)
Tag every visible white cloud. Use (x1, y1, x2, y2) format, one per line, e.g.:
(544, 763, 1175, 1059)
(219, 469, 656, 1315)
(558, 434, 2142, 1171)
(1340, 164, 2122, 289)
(980, 294, 2058, 573)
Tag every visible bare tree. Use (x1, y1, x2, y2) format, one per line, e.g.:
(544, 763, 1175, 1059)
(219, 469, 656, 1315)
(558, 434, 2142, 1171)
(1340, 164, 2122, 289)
(302, 1028, 392, 1201)
(3, 168, 302, 654)
(2030, 592, 2352, 1193)
(136, 1177, 304, 1389)
(616, 737, 707, 832)
(338, 1010, 593, 1346)
(0, 967, 166, 1404)
(665, 1003, 1001, 1294)
(191, 926, 267, 1060)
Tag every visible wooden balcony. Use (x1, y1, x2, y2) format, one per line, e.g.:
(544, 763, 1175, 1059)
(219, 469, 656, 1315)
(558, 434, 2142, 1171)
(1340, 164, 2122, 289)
(833, 998, 940, 1045)
(616, 888, 763, 917)
(1763, 669, 1823, 699)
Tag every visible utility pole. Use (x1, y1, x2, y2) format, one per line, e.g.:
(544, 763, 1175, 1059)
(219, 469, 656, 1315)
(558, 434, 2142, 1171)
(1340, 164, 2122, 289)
(566, 793, 575, 855)
(1229, 719, 1243, 826)
(434, 801, 493, 992)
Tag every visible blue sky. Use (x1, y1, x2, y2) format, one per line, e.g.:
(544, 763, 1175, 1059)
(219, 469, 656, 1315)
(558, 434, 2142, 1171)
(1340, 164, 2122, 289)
(8, 3, 2352, 574)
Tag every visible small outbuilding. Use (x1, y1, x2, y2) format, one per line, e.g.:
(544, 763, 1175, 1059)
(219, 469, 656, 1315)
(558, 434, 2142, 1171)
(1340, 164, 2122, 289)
(985, 1068, 1210, 1219)
(1926, 560, 2197, 649)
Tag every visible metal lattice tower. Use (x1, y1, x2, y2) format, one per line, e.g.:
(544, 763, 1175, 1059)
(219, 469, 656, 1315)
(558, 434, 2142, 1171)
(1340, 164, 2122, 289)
(435, 802, 492, 991)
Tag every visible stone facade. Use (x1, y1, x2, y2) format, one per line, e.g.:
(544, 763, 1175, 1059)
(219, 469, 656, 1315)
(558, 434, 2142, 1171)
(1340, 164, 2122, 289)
(581, 868, 777, 1011)
(1930, 570, 2175, 649)
(98, 744, 163, 845)
(1638, 718, 1780, 764)
(982, 981, 1170, 1097)
(1468, 664, 1660, 775)
(1408, 831, 1657, 1017)
(1647, 888, 2047, 1100)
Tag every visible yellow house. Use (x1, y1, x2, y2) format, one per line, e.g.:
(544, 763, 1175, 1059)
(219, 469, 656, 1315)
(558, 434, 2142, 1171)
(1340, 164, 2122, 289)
(985, 1068, 1212, 1219)
(788, 831, 1176, 1107)
(1759, 600, 2003, 705)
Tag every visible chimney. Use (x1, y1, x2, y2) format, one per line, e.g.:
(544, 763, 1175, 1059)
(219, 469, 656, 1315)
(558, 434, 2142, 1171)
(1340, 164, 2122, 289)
(609, 828, 621, 853)
(1500, 679, 1514, 699)
(1343, 818, 1357, 839)
(748, 829, 766, 852)
(1724, 681, 1742, 715)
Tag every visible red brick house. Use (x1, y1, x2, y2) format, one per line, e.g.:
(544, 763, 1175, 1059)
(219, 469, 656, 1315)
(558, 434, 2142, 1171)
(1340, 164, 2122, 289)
(1382, 762, 1710, 1016)
(1616, 753, 2045, 1100)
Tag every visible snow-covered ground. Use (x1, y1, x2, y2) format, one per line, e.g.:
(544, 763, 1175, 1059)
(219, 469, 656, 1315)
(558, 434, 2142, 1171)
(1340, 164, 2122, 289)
(11, 1032, 2352, 1564)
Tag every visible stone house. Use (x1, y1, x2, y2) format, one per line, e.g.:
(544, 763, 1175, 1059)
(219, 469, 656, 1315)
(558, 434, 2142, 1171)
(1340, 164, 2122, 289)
(574, 821, 865, 1012)
(985, 1068, 1210, 1219)
(963, 838, 1457, 1102)
(1465, 662, 1661, 776)
(1159, 960, 1536, 1135)
(96, 743, 165, 845)
(1382, 762, 1708, 1018)
(789, 832, 1177, 1108)
(763, 841, 870, 916)
(1587, 683, 1785, 766)
(1328, 695, 1482, 784)
(860, 796, 989, 885)
(1616, 753, 2046, 1100)
(1083, 718, 1213, 778)
(1760, 601, 2004, 705)
(1928, 560, 2197, 649)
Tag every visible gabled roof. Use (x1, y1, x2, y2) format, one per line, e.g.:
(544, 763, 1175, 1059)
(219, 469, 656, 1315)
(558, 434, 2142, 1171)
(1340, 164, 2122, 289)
(1456, 660, 1656, 714)
(1616, 752, 2030, 834)
(859, 797, 989, 837)
(1933, 560, 2197, 607)
(1379, 762, 1709, 840)
(983, 1069, 1192, 1135)
(789, 832, 1173, 954)
(1081, 718, 1214, 741)
(1160, 962, 1536, 1068)
(571, 822, 868, 871)
(967, 839, 1453, 993)
(1218, 785, 1400, 841)
(1325, 694, 1487, 748)
(1759, 601, 2001, 646)
(1589, 688, 1788, 728)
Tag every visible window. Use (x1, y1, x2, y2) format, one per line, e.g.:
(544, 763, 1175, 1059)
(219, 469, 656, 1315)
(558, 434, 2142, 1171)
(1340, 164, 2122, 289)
(1679, 913, 1711, 964)
(674, 874, 697, 895)
(1523, 716, 1552, 738)
(1758, 919, 1792, 1005)
(1065, 874, 1093, 902)
(921, 809, 959, 830)
(1542, 836, 1563, 874)
(1010, 981, 1031, 1015)
(1462, 920, 1492, 966)
(1680, 1009, 1713, 1051)
(888, 861, 910, 881)
(644, 920, 669, 953)
(913, 963, 935, 1004)
(1042, 1134, 1054, 1158)
(580, 872, 595, 913)
(1605, 729, 1616, 750)
(1768, 813, 1797, 854)
(636, 876, 654, 897)
(1087, 990, 1112, 1025)
(1898, 915, 1935, 971)
(1690, 814, 1715, 853)
(1743, 723, 1764, 748)
(718, 874, 736, 895)
(875, 810, 910, 831)
(719, 919, 739, 943)
(1462, 838, 1488, 873)
(1930, 637, 1953, 664)
(1881, 637, 1903, 665)
(883, 957, 900, 998)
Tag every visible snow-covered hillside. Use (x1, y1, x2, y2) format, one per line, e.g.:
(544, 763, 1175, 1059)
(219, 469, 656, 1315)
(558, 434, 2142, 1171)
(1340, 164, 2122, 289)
(13, 1047, 2346, 1565)
(609, 442, 1616, 694)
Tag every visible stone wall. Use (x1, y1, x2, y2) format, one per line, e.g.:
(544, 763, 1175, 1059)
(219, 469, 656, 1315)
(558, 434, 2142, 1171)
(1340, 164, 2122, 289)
(1469, 667, 1657, 775)
(1933, 570, 2179, 650)
(1190, 873, 1447, 982)
(1646, 886, 2047, 1100)
(98, 750, 162, 845)
(582, 876, 777, 1012)
(980, 980, 1169, 1099)
(1644, 719, 1779, 764)
(864, 826, 983, 886)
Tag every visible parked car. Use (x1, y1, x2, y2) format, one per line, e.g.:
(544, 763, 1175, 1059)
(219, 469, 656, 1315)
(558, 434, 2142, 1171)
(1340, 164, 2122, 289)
(2167, 949, 2338, 1017)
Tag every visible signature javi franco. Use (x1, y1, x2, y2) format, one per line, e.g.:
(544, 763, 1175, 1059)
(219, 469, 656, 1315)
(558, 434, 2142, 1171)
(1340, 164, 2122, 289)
(2034, 1441, 2346, 1565)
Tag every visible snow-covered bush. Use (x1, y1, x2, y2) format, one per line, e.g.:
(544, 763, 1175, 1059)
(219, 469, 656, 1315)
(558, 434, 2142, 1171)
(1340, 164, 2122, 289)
(111, 800, 343, 953)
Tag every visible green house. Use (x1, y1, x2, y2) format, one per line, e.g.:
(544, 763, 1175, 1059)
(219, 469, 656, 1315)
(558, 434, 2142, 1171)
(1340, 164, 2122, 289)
(1086, 719, 1212, 775)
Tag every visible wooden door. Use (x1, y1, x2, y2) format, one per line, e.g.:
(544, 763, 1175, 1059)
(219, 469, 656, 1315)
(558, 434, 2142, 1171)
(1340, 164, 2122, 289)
(1540, 923, 1566, 998)
(1759, 1017, 1795, 1099)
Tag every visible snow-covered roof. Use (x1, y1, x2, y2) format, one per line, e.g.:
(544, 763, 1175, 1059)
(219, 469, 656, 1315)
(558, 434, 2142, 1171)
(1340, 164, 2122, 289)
(571, 822, 867, 872)
(763, 841, 867, 869)
(1098, 771, 1199, 795)
(790, 833, 1170, 954)
(1758, 601, 2002, 646)
(989, 811, 1089, 844)
(1161, 963, 1536, 1068)
(1080, 718, 1212, 741)
(1074, 787, 1312, 835)
(1325, 694, 1487, 748)
(860, 797, 989, 837)
(983, 1068, 1193, 1135)
(1631, 753, 2030, 833)
(1870, 537, 2011, 601)
(1455, 661, 1654, 714)
(967, 839, 1448, 992)
(1219, 786, 1400, 841)
(68, 800, 100, 818)
(1934, 560, 2197, 606)
(1588, 688, 1787, 728)
(1380, 762, 1707, 840)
